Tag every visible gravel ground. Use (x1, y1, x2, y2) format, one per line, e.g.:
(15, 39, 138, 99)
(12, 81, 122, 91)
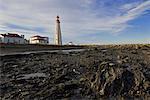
(0, 44, 150, 99)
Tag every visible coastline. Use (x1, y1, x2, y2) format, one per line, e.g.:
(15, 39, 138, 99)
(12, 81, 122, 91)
(0, 44, 86, 56)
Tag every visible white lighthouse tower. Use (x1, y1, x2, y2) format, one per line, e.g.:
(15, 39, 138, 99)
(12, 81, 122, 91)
(55, 16, 62, 45)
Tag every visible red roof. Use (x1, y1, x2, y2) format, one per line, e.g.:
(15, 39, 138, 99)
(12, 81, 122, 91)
(32, 38, 46, 40)
(31, 35, 48, 40)
(1, 33, 22, 38)
(31, 35, 48, 38)
(31, 35, 42, 38)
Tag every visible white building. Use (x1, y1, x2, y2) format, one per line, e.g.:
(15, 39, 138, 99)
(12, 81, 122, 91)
(0, 33, 28, 44)
(55, 16, 62, 45)
(29, 35, 49, 44)
(68, 42, 74, 45)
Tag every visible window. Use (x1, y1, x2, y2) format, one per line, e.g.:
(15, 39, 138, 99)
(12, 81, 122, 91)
(0, 38, 2, 43)
(8, 39, 9, 43)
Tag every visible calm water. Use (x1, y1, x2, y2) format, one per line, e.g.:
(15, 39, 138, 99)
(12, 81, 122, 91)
(0, 49, 86, 56)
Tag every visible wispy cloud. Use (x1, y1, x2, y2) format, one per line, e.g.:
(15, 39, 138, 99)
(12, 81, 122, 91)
(0, 0, 150, 44)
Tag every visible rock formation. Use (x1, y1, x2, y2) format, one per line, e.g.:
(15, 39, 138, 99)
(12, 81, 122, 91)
(0, 44, 150, 99)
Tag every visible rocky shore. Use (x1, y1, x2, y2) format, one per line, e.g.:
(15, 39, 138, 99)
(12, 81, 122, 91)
(0, 44, 150, 99)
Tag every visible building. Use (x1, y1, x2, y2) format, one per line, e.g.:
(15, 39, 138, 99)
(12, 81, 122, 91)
(30, 35, 49, 44)
(68, 42, 74, 45)
(55, 16, 62, 45)
(0, 33, 28, 44)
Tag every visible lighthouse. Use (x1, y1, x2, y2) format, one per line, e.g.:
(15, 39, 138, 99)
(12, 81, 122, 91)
(55, 16, 62, 45)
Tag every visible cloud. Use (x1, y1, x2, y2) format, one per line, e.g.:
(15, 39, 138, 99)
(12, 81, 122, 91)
(119, 1, 150, 23)
(121, 1, 141, 10)
(0, 0, 150, 44)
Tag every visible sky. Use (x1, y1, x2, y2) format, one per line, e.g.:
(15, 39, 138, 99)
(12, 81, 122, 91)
(0, 0, 150, 44)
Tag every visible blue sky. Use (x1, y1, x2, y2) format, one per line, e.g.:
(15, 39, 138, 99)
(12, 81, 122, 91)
(0, 0, 150, 44)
